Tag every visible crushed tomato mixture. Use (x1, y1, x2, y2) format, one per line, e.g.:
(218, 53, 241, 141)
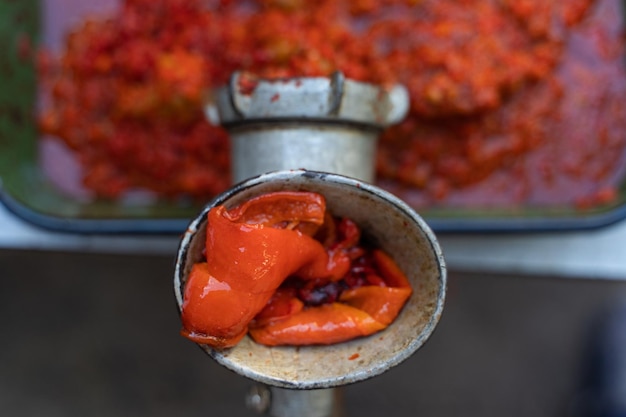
(180, 191, 412, 347)
(37, 0, 626, 208)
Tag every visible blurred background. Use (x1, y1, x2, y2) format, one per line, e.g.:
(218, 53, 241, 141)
(2, 249, 626, 417)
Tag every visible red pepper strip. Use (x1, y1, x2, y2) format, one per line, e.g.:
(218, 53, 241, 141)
(251, 287, 304, 328)
(248, 303, 387, 346)
(181, 192, 346, 348)
(227, 191, 351, 282)
(332, 218, 361, 250)
(225, 191, 326, 236)
(250, 250, 412, 345)
(372, 249, 412, 288)
(300, 217, 359, 283)
(180, 262, 255, 347)
(338, 250, 412, 325)
(339, 286, 412, 326)
(318, 218, 361, 282)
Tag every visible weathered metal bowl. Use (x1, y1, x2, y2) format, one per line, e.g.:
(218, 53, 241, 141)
(174, 169, 446, 389)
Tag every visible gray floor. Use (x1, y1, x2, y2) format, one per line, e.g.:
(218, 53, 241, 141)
(1, 249, 625, 417)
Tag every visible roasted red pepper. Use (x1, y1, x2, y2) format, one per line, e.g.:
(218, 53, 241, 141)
(248, 303, 387, 346)
(248, 249, 413, 346)
(180, 191, 412, 348)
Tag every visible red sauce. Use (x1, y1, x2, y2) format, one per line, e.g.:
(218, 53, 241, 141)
(378, 0, 626, 209)
(37, 0, 626, 209)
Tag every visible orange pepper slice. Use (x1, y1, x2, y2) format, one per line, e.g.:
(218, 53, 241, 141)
(180, 192, 346, 348)
(372, 249, 412, 289)
(180, 262, 256, 347)
(248, 303, 387, 346)
(225, 191, 326, 236)
(252, 287, 305, 328)
(339, 286, 412, 326)
(248, 252, 412, 345)
(337, 249, 412, 326)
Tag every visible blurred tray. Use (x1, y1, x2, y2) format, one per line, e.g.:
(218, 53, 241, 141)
(2, 0, 626, 235)
(0, 0, 195, 234)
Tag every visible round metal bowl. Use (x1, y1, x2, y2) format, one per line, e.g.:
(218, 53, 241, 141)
(174, 169, 446, 389)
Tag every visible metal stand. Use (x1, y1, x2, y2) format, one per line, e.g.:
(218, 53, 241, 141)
(217, 73, 407, 416)
(247, 386, 343, 417)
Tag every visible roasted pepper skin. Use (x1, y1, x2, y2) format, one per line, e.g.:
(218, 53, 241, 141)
(248, 249, 412, 346)
(180, 191, 412, 348)
(248, 303, 387, 346)
(180, 192, 347, 348)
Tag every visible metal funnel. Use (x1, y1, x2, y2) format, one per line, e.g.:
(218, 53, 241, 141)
(174, 169, 446, 389)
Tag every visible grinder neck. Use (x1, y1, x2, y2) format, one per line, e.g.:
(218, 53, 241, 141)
(213, 71, 409, 183)
(210, 73, 410, 417)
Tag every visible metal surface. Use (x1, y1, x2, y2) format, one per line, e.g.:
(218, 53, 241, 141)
(173, 169, 447, 389)
(245, 384, 342, 417)
(245, 384, 272, 413)
(229, 124, 378, 184)
(267, 387, 342, 417)
(215, 71, 409, 128)
(213, 71, 409, 184)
